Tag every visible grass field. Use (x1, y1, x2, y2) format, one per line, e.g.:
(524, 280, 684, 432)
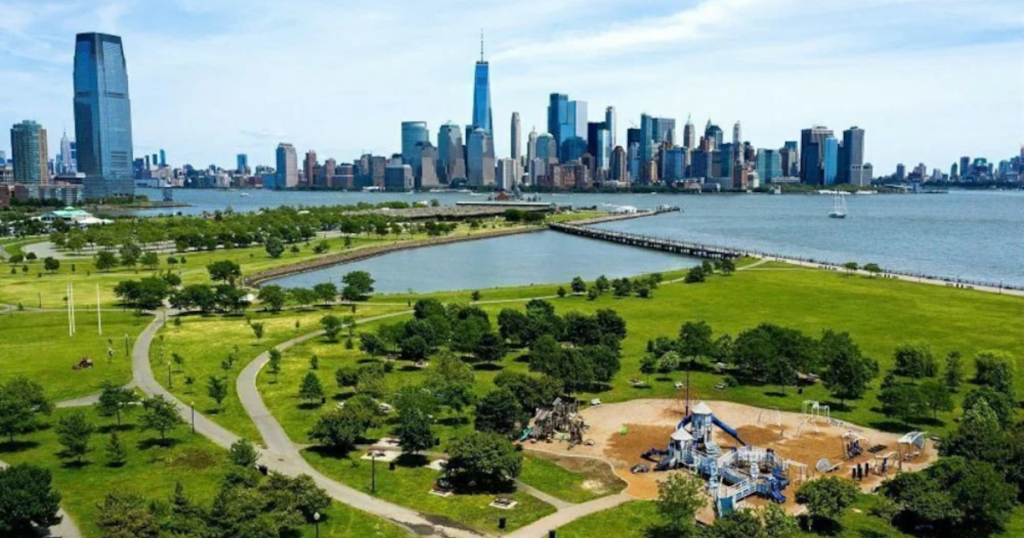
(152, 305, 410, 444)
(303, 448, 556, 534)
(0, 310, 150, 401)
(556, 500, 658, 538)
(519, 452, 626, 503)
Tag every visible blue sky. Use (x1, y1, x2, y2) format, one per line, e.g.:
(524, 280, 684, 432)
(1, 0, 1021, 172)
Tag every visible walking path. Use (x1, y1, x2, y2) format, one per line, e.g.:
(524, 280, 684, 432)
(503, 493, 633, 538)
(0, 460, 84, 538)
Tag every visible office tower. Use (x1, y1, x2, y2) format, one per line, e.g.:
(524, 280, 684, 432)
(74, 32, 134, 198)
(526, 128, 538, 164)
(683, 115, 696, 149)
(275, 143, 298, 188)
(471, 32, 492, 134)
(702, 120, 723, 150)
(718, 143, 735, 180)
(384, 162, 413, 191)
(640, 114, 676, 162)
(510, 112, 521, 161)
(437, 123, 466, 183)
(560, 137, 587, 163)
(755, 149, 782, 183)
(732, 121, 741, 145)
(416, 143, 440, 189)
(610, 146, 627, 181)
(823, 136, 838, 185)
(626, 128, 641, 149)
(322, 158, 337, 188)
(627, 142, 640, 182)
(564, 100, 588, 159)
(779, 141, 799, 177)
(59, 130, 74, 174)
(605, 107, 616, 155)
(959, 156, 971, 181)
(535, 133, 556, 165)
(586, 122, 604, 159)
(159, 149, 166, 167)
(663, 147, 685, 181)
(595, 129, 611, 171)
(896, 163, 906, 181)
(950, 163, 959, 181)
(237, 154, 249, 174)
(144, 155, 150, 170)
(840, 126, 866, 186)
(152, 153, 158, 168)
(401, 121, 429, 166)
(547, 94, 568, 147)
(467, 128, 495, 186)
(304, 150, 317, 185)
(10, 120, 50, 186)
(496, 158, 517, 190)
(799, 125, 834, 185)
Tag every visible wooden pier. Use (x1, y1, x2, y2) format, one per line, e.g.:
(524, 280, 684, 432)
(548, 217, 743, 260)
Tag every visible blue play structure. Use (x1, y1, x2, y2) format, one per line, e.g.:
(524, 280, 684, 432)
(641, 402, 794, 516)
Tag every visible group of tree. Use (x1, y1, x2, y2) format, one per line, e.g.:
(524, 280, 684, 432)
(363, 299, 503, 365)
(606, 274, 662, 299)
(0, 464, 63, 534)
(0, 377, 52, 443)
(502, 209, 546, 224)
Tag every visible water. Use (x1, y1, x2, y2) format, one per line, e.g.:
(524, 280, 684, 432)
(267, 231, 698, 294)
(137, 188, 1024, 288)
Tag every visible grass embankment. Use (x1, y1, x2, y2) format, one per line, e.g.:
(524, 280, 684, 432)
(0, 310, 150, 401)
(0, 406, 411, 538)
(520, 452, 626, 503)
(152, 305, 410, 444)
(303, 448, 556, 534)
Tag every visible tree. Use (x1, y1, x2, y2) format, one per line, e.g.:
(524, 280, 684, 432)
(587, 287, 599, 300)
(425, 352, 476, 411)
(355, 362, 387, 397)
(679, 320, 713, 392)
(497, 308, 531, 346)
(207, 376, 228, 409)
(474, 389, 523, 438)
(684, 266, 706, 283)
(651, 473, 704, 538)
(944, 350, 963, 392)
(172, 352, 185, 372)
(919, 379, 954, 419)
(308, 408, 368, 450)
(43, 256, 60, 273)
(732, 324, 817, 391)
(556, 286, 567, 298)
(878, 383, 928, 426)
(321, 315, 343, 342)
(940, 398, 1014, 465)
(251, 321, 265, 342)
(705, 509, 762, 538)
(0, 377, 52, 443)
(341, 270, 375, 301)
(595, 275, 610, 294)
(399, 334, 429, 362)
(288, 287, 317, 308)
(760, 502, 798, 538)
(96, 491, 159, 538)
(719, 258, 736, 274)
(494, 372, 562, 414)
(335, 365, 359, 390)
(843, 261, 858, 274)
(312, 282, 338, 305)
(973, 350, 1016, 397)
(961, 386, 1015, 428)
(97, 382, 139, 427)
(819, 330, 878, 406)
(106, 432, 128, 467)
(893, 341, 937, 379)
(139, 395, 185, 445)
(863, 262, 882, 276)
(0, 464, 63, 534)
(140, 252, 159, 270)
(95, 250, 118, 271)
(206, 260, 242, 286)
(795, 476, 858, 530)
(265, 237, 285, 258)
(445, 431, 522, 492)
(471, 289, 482, 301)
(640, 354, 658, 384)
(413, 298, 445, 320)
(257, 285, 287, 312)
(570, 276, 586, 294)
(612, 277, 632, 297)
(398, 407, 434, 455)
(268, 348, 283, 381)
(299, 372, 325, 404)
(56, 411, 95, 464)
(229, 439, 258, 468)
(474, 332, 506, 364)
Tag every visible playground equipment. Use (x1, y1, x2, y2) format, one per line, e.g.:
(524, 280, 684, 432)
(873, 452, 896, 476)
(897, 431, 928, 469)
(758, 407, 784, 438)
(641, 402, 795, 516)
(521, 398, 587, 448)
(842, 431, 868, 460)
(796, 401, 831, 437)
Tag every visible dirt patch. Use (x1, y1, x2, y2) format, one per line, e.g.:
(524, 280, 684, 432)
(524, 450, 627, 495)
(165, 447, 218, 470)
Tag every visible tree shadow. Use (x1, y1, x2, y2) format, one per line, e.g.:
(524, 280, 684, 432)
(332, 392, 355, 403)
(472, 363, 503, 372)
(631, 384, 653, 391)
(399, 365, 422, 372)
(798, 515, 842, 536)
(297, 402, 324, 411)
(0, 440, 40, 454)
(585, 383, 613, 394)
(764, 391, 788, 398)
(137, 437, 180, 450)
(396, 453, 429, 468)
(438, 416, 470, 427)
(513, 354, 531, 364)
(305, 445, 354, 461)
(60, 459, 93, 470)
(866, 420, 914, 434)
(98, 423, 137, 434)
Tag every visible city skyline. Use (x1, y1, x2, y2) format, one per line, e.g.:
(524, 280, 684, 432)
(0, 0, 1021, 172)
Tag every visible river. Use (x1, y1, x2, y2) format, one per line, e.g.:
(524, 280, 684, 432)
(137, 188, 1024, 290)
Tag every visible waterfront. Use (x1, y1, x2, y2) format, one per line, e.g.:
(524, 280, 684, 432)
(140, 188, 1024, 288)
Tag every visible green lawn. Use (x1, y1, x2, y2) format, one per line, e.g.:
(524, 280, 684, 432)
(152, 305, 409, 444)
(520, 452, 626, 504)
(0, 310, 150, 401)
(303, 448, 556, 534)
(556, 500, 658, 538)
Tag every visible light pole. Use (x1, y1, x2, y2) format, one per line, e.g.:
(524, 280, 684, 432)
(124, 334, 129, 357)
(313, 511, 320, 538)
(371, 452, 377, 494)
(167, 363, 172, 389)
(191, 402, 195, 434)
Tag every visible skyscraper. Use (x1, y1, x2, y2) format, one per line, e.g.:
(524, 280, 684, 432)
(610, 146, 627, 182)
(304, 150, 318, 185)
(74, 32, 134, 199)
(10, 120, 49, 185)
(510, 112, 521, 161)
(275, 143, 298, 189)
(59, 130, 74, 174)
(401, 121, 429, 166)
(704, 120, 723, 149)
(683, 115, 696, 150)
(799, 125, 834, 185)
(605, 107, 616, 156)
(471, 32, 493, 135)
(237, 154, 249, 174)
(467, 128, 495, 186)
(159, 149, 166, 167)
(526, 128, 538, 164)
(416, 143, 440, 189)
(547, 94, 568, 149)
(732, 121, 741, 145)
(595, 129, 611, 171)
(823, 136, 838, 185)
(840, 127, 865, 185)
(755, 149, 782, 183)
(437, 123, 466, 183)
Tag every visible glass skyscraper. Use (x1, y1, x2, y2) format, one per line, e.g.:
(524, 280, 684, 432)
(401, 121, 429, 166)
(10, 120, 49, 185)
(74, 32, 134, 199)
(471, 37, 492, 134)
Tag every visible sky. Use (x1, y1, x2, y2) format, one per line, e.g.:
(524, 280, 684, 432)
(0, 0, 1022, 173)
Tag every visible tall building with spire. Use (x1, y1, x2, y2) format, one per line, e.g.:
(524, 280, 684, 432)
(683, 115, 696, 150)
(74, 32, 134, 199)
(605, 106, 616, 157)
(59, 130, 74, 173)
(510, 112, 521, 161)
(732, 121, 741, 145)
(471, 31, 492, 134)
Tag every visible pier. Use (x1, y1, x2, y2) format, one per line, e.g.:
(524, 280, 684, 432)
(549, 220, 742, 260)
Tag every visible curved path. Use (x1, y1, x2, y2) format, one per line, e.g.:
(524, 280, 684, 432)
(0, 460, 84, 538)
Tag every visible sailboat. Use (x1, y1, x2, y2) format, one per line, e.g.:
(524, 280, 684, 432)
(828, 192, 847, 219)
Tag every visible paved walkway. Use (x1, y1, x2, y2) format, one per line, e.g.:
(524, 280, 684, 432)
(513, 480, 574, 511)
(0, 460, 84, 538)
(503, 493, 633, 538)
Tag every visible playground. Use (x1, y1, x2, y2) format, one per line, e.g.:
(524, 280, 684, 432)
(520, 398, 938, 518)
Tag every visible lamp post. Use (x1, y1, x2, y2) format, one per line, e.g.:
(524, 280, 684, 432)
(124, 334, 129, 357)
(313, 511, 320, 538)
(167, 363, 172, 389)
(371, 452, 377, 494)
(191, 402, 195, 434)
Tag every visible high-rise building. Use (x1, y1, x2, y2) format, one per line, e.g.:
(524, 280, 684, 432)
(401, 121, 429, 166)
(586, 121, 605, 160)
(610, 146, 627, 182)
(496, 158, 517, 190)
(547, 93, 568, 149)
(416, 143, 440, 189)
(384, 162, 413, 191)
(896, 163, 906, 181)
(304, 150, 318, 185)
(467, 128, 495, 186)
(732, 121, 741, 145)
(780, 141, 799, 177)
(564, 100, 588, 160)
(799, 125, 834, 185)
(959, 156, 971, 181)
(471, 32, 492, 135)
(74, 32, 134, 199)
(437, 123, 466, 183)
(663, 147, 685, 181)
(683, 115, 696, 150)
(704, 120, 723, 149)
(510, 112, 521, 161)
(755, 149, 782, 183)
(535, 133, 556, 165)
(605, 107, 616, 156)
(59, 130, 74, 174)
(10, 120, 50, 186)
(526, 128, 538, 164)
(840, 126, 866, 186)
(275, 143, 298, 188)
(823, 136, 838, 185)
(595, 129, 611, 171)
(159, 149, 166, 167)
(237, 154, 249, 174)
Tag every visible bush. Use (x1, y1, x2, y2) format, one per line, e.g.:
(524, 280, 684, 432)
(444, 431, 522, 492)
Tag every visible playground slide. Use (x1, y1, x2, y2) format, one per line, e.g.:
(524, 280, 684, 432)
(517, 427, 533, 442)
(768, 488, 786, 504)
(676, 415, 693, 430)
(711, 415, 746, 446)
(655, 455, 674, 471)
